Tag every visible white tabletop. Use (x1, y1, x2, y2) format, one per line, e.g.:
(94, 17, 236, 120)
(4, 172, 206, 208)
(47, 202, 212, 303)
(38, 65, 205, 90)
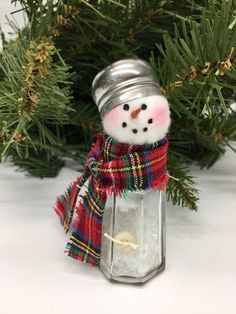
(0, 148, 236, 314)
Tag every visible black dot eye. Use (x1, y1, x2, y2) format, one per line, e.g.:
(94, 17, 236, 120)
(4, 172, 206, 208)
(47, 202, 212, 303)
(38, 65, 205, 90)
(141, 104, 147, 110)
(148, 118, 153, 124)
(132, 129, 138, 134)
(122, 122, 127, 128)
(143, 127, 148, 132)
(123, 104, 129, 111)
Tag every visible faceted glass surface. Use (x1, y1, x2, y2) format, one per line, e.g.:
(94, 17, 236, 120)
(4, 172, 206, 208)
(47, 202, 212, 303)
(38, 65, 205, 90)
(100, 189, 166, 284)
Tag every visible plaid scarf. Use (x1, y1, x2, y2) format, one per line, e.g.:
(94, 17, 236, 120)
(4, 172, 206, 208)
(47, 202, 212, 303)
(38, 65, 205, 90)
(54, 132, 168, 266)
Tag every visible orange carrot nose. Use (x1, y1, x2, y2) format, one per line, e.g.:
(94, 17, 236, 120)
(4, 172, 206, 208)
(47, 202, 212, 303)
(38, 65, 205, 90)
(131, 108, 142, 119)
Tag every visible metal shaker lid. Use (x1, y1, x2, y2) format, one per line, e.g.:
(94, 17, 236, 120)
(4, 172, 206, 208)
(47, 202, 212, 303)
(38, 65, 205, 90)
(91, 58, 161, 117)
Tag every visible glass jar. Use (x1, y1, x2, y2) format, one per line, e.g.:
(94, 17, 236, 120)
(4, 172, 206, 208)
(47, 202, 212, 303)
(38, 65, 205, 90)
(99, 189, 166, 284)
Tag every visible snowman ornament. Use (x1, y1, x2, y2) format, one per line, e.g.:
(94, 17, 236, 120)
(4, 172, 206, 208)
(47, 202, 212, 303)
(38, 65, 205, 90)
(102, 94, 170, 145)
(54, 59, 171, 284)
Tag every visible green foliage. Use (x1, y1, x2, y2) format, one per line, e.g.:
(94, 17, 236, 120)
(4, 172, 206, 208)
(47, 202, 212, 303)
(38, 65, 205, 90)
(150, 0, 236, 177)
(0, 33, 73, 161)
(167, 154, 199, 211)
(1, 0, 235, 210)
(12, 148, 65, 178)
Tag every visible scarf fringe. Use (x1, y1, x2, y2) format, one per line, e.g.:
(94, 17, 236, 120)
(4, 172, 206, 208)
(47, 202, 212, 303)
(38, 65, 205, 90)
(54, 175, 83, 233)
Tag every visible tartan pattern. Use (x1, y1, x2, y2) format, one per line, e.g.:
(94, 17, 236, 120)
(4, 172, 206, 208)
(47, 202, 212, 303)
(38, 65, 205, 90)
(54, 132, 168, 266)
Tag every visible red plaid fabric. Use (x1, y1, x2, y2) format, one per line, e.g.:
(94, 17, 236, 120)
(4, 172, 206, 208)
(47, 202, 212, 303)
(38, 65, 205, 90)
(54, 132, 168, 266)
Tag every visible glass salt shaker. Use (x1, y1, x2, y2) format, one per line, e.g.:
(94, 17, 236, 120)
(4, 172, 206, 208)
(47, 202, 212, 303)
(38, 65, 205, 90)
(91, 59, 170, 284)
(99, 188, 166, 284)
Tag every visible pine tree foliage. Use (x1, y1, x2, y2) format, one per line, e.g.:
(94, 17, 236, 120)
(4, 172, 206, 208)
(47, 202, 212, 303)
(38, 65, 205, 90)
(0, 0, 235, 209)
(0, 26, 73, 174)
(152, 0, 236, 163)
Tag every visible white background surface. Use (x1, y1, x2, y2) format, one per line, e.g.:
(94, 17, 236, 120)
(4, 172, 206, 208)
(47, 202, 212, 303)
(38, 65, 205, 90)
(1, 2, 236, 314)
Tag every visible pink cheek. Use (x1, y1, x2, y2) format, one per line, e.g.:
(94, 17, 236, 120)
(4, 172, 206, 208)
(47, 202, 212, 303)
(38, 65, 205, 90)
(103, 107, 123, 126)
(151, 106, 169, 125)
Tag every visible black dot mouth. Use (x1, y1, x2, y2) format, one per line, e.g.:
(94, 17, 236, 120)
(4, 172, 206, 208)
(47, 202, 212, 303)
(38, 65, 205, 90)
(148, 118, 153, 124)
(122, 125, 150, 134)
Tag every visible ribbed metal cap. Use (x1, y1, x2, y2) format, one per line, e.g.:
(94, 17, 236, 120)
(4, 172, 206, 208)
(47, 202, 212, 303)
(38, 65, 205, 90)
(91, 58, 161, 117)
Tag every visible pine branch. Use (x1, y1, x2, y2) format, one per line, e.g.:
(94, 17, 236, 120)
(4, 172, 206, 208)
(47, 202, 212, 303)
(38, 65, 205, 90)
(191, 115, 236, 168)
(150, 0, 236, 169)
(12, 149, 65, 178)
(167, 154, 199, 211)
(153, 0, 236, 109)
(0, 32, 73, 158)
